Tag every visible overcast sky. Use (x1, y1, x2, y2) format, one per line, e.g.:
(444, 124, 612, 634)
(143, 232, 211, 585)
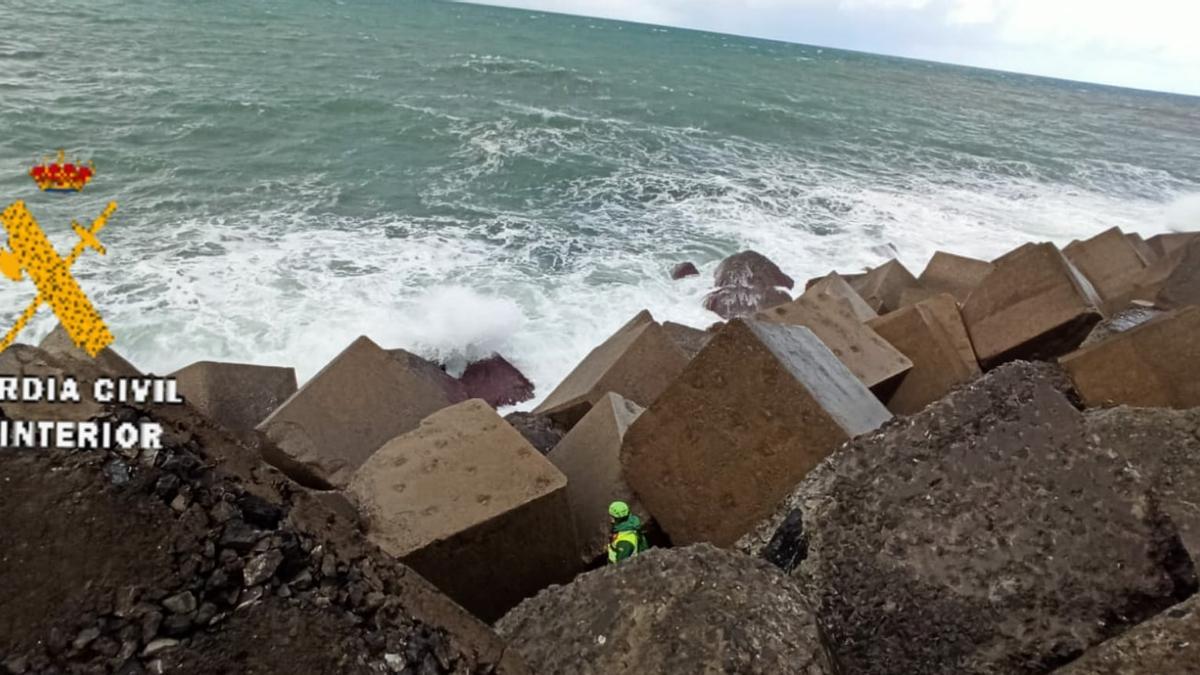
(466, 0, 1200, 96)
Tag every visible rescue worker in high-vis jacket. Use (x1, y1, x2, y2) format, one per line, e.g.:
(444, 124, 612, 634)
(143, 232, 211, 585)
(607, 500, 649, 564)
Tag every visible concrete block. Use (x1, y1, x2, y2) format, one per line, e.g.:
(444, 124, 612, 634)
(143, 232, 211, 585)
(621, 319, 891, 547)
(849, 259, 923, 314)
(757, 294, 912, 394)
(170, 361, 297, 433)
(661, 321, 712, 360)
(961, 242, 1103, 369)
(803, 272, 877, 321)
(1155, 235, 1200, 310)
(38, 324, 140, 377)
(1147, 232, 1199, 260)
(348, 400, 578, 621)
(257, 336, 461, 487)
(867, 293, 981, 414)
(1126, 232, 1158, 264)
(533, 311, 688, 428)
(1063, 227, 1152, 313)
(916, 251, 994, 304)
(547, 393, 644, 562)
(1060, 306, 1200, 409)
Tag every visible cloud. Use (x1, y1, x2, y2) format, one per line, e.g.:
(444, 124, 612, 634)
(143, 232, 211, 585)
(464, 0, 1200, 94)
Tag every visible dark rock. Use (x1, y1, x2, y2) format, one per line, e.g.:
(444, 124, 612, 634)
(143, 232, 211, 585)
(160, 613, 193, 637)
(162, 591, 197, 615)
(244, 550, 284, 587)
(104, 460, 131, 486)
(704, 250, 795, 319)
(712, 250, 794, 290)
(502, 412, 566, 455)
(71, 627, 100, 651)
(670, 261, 699, 279)
(742, 361, 1196, 675)
(1079, 305, 1166, 348)
(702, 284, 791, 320)
(219, 520, 264, 553)
(496, 545, 837, 674)
(459, 355, 534, 408)
(236, 492, 282, 530)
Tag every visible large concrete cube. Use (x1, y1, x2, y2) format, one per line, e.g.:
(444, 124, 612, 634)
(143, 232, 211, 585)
(348, 400, 578, 622)
(533, 311, 688, 428)
(661, 321, 713, 361)
(1155, 235, 1200, 310)
(804, 272, 877, 321)
(1063, 227, 1152, 313)
(849, 259, 923, 314)
(621, 319, 891, 547)
(757, 294, 912, 394)
(1147, 232, 1198, 260)
(867, 293, 980, 414)
(547, 392, 645, 562)
(171, 361, 297, 433)
(1060, 306, 1200, 409)
(917, 251, 994, 304)
(256, 336, 460, 487)
(961, 242, 1103, 369)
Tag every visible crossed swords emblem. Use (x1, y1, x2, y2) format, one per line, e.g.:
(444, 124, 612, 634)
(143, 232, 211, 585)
(0, 201, 118, 357)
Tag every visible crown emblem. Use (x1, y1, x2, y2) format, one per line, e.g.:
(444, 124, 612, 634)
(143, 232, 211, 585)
(30, 149, 96, 193)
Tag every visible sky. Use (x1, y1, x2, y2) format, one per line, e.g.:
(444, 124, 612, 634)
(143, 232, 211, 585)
(465, 0, 1200, 96)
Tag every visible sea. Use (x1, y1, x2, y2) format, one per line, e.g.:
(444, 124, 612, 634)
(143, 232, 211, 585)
(2, 0, 1198, 406)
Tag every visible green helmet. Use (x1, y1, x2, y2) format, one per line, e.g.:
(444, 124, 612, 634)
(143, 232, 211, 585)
(608, 501, 630, 519)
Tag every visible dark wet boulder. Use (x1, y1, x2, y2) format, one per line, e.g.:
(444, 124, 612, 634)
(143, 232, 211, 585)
(741, 361, 1197, 675)
(495, 545, 838, 675)
(459, 354, 534, 408)
(703, 250, 795, 319)
(712, 250, 794, 290)
(502, 411, 567, 455)
(670, 261, 699, 279)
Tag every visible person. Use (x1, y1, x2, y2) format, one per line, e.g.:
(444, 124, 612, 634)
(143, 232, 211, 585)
(607, 500, 648, 564)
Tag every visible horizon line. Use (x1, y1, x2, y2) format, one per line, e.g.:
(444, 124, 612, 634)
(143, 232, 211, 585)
(453, 0, 1200, 99)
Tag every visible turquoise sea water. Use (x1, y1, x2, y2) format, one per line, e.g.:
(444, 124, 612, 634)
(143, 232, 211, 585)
(1, 0, 1198, 401)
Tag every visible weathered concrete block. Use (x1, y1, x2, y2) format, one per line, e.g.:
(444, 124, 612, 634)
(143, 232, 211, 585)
(348, 400, 578, 622)
(1060, 306, 1200, 409)
(743, 362, 1196, 675)
(387, 349, 468, 403)
(257, 336, 460, 487)
(1126, 232, 1158, 264)
(170, 361, 297, 433)
(804, 272, 877, 321)
(547, 393, 644, 562)
(533, 311, 688, 428)
(661, 321, 713, 361)
(1147, 231, 1198, 260)
(621, 319, 891, 547)
(38, 324, 140, 377)
(0, 345, 104, 421)
(758, 294, 912, 394)
(867, 293, 980, 414)
(1085, 406, 1200, 567)
(1053, 595, 1200, 675)
(1063, 227, 1152, 313)
(849, 259, 923, 314)
(1155, 235, 1200, 310)
(917, 251, 994, 304)
(496, 545, 837, 675)
(961, 242, 1103, 368)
